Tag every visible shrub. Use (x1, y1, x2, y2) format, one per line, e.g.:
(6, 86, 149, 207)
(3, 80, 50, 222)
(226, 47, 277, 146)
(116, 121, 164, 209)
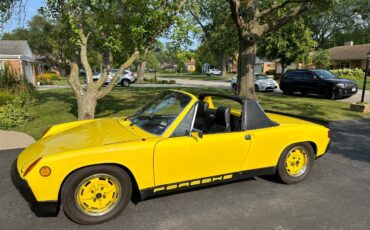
(331, 68, 364, 80)
(37, 72, 60, 85)
(0, 65, 18, 88)
(0, 90, 13, 106)
(265, 69, 276, 75)
(0, 96, 32, 129)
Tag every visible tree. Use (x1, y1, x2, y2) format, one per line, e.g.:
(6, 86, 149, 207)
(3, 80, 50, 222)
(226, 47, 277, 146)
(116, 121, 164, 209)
(189, 0, 238, 77)
(312, 50, 330, 69)
(226, 0, 331, 99)
(258, 19, 317, 74)
(43, 0, 188, 120)
(3, 15, 53, 55)
(0, 0, 25, 31)
(305, 0, 369, 48)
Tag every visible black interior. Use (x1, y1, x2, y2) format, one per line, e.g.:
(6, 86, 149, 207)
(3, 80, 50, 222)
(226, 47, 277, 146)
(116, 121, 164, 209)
(193, 101, 242, 134)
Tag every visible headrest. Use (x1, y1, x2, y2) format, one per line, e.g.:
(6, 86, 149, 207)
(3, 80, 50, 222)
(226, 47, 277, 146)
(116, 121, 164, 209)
(197, 101, 209, 116)
(215, 106, 231, 126)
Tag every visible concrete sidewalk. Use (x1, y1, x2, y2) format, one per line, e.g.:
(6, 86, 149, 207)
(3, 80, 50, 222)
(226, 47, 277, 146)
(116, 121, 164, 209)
(0, 130, 34, 150)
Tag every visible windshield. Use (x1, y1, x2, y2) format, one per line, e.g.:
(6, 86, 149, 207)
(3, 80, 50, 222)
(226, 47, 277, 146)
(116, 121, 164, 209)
(312, 70, 338, 79)
(129, 91, 192, 135)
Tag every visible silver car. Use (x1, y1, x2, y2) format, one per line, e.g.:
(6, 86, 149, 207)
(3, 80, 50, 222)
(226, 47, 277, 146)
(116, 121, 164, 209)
(231, 74, 278, 92)
(93, 69, 136, 87)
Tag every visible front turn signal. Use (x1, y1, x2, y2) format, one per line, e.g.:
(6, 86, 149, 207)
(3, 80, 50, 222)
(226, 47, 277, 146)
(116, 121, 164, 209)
(39, 166, 51, 177)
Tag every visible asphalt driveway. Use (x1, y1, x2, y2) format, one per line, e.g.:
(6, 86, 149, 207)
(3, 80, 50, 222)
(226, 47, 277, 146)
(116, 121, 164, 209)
(1, 119, 369, 229)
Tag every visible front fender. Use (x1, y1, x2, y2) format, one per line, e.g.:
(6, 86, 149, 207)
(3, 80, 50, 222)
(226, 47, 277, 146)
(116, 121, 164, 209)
(22, 138, 160, 202)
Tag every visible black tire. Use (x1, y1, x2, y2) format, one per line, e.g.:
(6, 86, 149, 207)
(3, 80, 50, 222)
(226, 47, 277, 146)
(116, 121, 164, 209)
(255, 85, 259, 92)
(282, 87, 292, 95)
(276, 142, 314, 184)
(61, 165, 132, 225)
(325, 88, 336, 100)
(121, 79, 130, 87)
(232, 83, 237, 91)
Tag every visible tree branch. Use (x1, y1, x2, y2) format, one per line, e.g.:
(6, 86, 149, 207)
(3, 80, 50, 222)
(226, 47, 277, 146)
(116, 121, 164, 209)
(227, 0, 245, 36)
(79, 31, 93, 88)
(256, 0, 306, 18)
(263, 3, 310, 33)
(97, 51, 140, 99)
(68, 62, 85, 97)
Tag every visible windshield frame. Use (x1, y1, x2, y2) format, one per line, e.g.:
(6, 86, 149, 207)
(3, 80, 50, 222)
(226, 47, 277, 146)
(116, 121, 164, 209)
(129, 90, 197, 137)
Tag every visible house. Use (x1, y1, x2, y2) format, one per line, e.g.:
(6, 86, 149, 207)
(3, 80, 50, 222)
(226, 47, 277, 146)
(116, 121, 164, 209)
(329, 42, 370, 70)
(201, 62, 210, 73)
(228, 54, 276, 74)
(185, 59, 196, 73)
(0, 40, 44, 85)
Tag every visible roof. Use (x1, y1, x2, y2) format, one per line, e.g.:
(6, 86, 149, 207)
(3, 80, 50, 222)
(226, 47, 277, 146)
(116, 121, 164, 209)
(329, 44, 370, 61)
(0, 40, 30, 55)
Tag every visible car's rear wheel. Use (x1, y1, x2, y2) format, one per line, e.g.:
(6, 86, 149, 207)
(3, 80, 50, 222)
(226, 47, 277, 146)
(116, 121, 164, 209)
(255, 85, 259, 92)
(276, 142, 314, 184)
(232, 83, 237, 91)
(61, 165, 132, 225)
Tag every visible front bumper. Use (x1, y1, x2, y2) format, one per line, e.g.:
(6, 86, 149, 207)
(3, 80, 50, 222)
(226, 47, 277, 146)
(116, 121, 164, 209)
(335, 87, 357, 97)
(11, 160, 59, 216)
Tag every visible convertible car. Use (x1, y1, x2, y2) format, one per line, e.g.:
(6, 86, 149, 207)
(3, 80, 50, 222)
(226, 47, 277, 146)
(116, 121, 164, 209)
(12, 90, 330, 225)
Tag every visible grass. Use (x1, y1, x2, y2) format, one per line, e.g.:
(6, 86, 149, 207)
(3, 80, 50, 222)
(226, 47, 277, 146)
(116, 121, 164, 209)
(13, 87, 370, 139)
(356, 79, 370, 90)
(147, 72, 235, 81)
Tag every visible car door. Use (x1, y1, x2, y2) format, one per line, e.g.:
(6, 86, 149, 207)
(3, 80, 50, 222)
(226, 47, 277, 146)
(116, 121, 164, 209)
(153, 131, 251, 186)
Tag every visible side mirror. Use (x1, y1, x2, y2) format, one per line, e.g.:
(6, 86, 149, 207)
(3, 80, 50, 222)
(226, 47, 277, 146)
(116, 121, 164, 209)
(191, 129, 203, 138)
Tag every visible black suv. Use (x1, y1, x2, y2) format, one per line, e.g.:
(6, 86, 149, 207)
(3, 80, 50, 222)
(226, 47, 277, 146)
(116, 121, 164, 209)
(279, 69, 358, 99)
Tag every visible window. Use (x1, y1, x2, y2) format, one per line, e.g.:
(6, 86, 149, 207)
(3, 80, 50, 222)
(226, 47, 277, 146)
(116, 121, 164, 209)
(171, 104, 196, 137)
(303, 72, 315, 79)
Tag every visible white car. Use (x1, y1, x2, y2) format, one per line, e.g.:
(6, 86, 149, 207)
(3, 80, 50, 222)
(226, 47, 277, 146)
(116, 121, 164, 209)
(231, 74, 278, 92)
(93, 69, 136, 87)
(206, 69, 222, 76)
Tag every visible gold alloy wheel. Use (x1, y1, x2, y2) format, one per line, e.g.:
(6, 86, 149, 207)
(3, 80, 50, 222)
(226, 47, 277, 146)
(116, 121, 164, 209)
(285, 146, 309, 177)
(75, 174, 121, 216)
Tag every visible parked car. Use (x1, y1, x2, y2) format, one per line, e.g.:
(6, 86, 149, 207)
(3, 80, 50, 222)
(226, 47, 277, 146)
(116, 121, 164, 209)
(92, 69, 136, 87)
(206, 68, 222, 76)
(13, 90, 330, 225)
(231, 74, 278, 92)
(279, 69, 358, 99)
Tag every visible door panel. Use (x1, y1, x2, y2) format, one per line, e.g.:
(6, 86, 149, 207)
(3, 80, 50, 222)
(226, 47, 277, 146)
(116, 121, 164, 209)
(154, 132, 251, 186)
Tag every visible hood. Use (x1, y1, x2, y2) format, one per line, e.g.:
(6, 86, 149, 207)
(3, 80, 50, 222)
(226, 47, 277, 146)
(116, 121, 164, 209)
(256, 78, 276, 84)
(322, 78, 356, 84)
(17, 118, 145, 173)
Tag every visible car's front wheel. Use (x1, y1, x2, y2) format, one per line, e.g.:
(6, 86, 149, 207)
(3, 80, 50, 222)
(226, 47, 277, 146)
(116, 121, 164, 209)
(276, 142, 314, 184)
(61, 165, 132, 225)
(121, 79, 130, 87)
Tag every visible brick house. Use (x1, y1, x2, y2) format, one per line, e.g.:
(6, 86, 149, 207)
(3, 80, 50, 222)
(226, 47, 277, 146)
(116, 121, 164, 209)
(329, 42, 370, 70)
(0, 40, 44, 85)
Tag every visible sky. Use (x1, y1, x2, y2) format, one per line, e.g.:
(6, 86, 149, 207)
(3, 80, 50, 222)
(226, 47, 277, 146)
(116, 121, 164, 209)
(3, 0, 45, 33)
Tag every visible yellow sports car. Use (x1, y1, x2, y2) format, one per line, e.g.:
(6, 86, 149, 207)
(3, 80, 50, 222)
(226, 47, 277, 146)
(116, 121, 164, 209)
(12, 90, 330, 225)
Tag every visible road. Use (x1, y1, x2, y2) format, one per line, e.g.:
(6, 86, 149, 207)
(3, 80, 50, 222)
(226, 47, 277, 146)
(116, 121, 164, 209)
(1, 119, 370, 229)
(36, 77, 370, 103)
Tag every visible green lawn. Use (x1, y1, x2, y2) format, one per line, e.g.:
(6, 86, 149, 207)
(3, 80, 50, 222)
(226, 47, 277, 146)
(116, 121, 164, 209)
(147, 72, 235, 81)
(356, 79, 370, 90)
(13, 87, 370, 139)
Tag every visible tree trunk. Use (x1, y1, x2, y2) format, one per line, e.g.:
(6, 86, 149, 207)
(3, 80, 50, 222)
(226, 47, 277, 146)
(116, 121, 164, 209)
(137, 61, 147, 82)
(219, 53, 228, 78)
(76, 92, 97, 120)
(237, 38, 257, 99)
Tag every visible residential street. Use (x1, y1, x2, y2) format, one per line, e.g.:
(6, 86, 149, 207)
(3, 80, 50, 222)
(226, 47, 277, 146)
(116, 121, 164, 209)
(1, 119, 369, 229)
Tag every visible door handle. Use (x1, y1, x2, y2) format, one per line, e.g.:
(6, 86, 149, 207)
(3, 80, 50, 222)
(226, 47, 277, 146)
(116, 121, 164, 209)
(245, 134, 251, 140)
